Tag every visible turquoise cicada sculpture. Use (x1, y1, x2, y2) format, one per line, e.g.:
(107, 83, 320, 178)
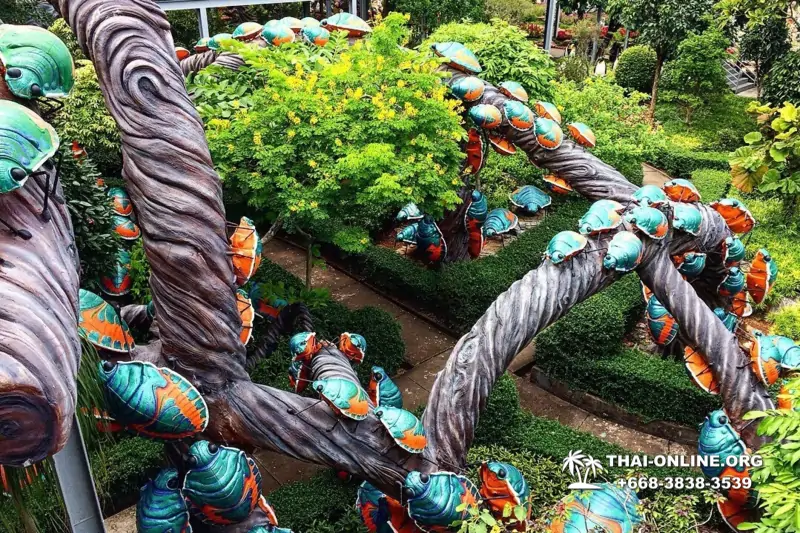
(698, 410, 747, 478)
(548, 483, 642, 533)
(183, 441, 262, 525)
(375, 406, 426, 453)
(136, 468, 191, 533)
(338, 332, 367, 364)
(98, 360, 208, 439)
(404, 471, 480, 530)
(624, 205, 668, 240)
(603, 231, 643, 272)
(368, 365, 403, 409)
(482, 208, 518, 237)
(431, 42, 482, 74)
(416, 215, 447, 263)
(479, 461, 531, 522)
(509, 184, 551, 215)
(632, 184, 668, 207)
(0, 99, 59, 195)
(0, 25, 74, 99)
(546, 231, 588, 264)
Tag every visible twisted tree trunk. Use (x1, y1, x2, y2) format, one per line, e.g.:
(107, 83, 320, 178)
(0, 90, 80, 466)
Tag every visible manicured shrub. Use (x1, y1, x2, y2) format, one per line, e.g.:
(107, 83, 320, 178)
(474, 374, 525, 446)
(425, 19, 556, 100)
(614, 45, 657, 93)
(769, 301, 800, 339)
(194, 15, 465, 252)
(690, 169, 731, 201)
(646, 143, 729, 179)
(762, 50, 800, 106)
(52, 62, 122, 177)
(267, 470, 362, 532)
(48, 18, 85, 61)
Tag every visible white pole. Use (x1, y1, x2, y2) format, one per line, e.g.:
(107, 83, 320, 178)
(199, 7, 210, 38)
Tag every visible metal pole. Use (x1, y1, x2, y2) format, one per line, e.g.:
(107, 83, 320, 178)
(590, 9, 601, 62)
(350, 0, 357, 15)
(198, 7, 210, 38)
(543, 0, 558, 52)
(325, 0, 332, 17)
(623, 30, 629, 51)
(53, 416, 106, 533)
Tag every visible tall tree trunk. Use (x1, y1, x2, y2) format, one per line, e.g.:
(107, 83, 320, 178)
(648, 53, 664, 124)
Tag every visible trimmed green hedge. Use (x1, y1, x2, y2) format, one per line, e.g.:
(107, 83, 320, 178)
(535, 276, 720, 425)
(690, 168, 731, 201)
(647, 145, 729, 179)
(353, 196, 590, 333)
(248, 259, 406, 387)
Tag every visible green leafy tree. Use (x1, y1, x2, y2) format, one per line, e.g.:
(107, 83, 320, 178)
(716, 0, 798, 33)
(606, 0, 714, 121)
(484, 0, 540, 24)
(763, 51, 800, 108)
(425, 19, 556, 100)
(738, 17, 790, 93)
(191, 14, 465, 252)
(730, 101, 800, 213)
(0, 0, 57, 26)
(740, 375, 800, 532)
(660, 28, 730, 124)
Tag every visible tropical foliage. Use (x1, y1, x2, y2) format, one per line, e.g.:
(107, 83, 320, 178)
(763, 51, 800, 108)
(730, 101, 800, 210)
(192, 14, 465, 251)
(741, 376, 800, 532)
(425, 19, 555, 100)
(386, 0, 487, 42)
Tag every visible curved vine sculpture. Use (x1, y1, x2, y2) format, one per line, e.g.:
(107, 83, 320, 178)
(39, 2, 777, 531)
(0, 73, 80, 465)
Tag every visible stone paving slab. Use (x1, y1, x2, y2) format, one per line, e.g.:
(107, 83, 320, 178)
(393, 374, 431, 411)
(513, 374, 590, 428)
(255, 450, 323, 486)
(332, 282, 406, 317)
(394, 312, 455, 366)
(105, 505, 135, 533)
(577, 415, 670, 455)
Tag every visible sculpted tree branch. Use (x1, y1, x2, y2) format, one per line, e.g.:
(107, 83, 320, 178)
(0, 94, 80, 465)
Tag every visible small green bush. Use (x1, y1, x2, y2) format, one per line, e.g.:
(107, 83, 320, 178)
(615, 45, 658, 93)
(91, 437, 166, 506)
(769, 301, 800, 339)
(48, 18, 85, 61)
(425, 19, 555, 100)
(479, 150, 544, 209)
(474, 374, 525, 445)
(762, 50, 800, 106)
(484, 0, 539, 24)
(690, 169, 731, 201)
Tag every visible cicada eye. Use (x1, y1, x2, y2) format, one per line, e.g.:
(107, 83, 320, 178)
(30, 84, 42, 97)
(719, 415, 728, 425)
(374, 372, 383, 381)
(167, 477, 179, 489)
(419, 473, 430, 484)
(6, 68, 21, 79)
(497, 468, 507, 479)
(402, 487, 414, 500)
(208, 443, 219, 454)
(10, 168, 27, 182)
(102, 360, 116, 372)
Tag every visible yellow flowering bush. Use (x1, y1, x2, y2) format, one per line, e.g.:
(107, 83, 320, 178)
(191, 13, 465, 251)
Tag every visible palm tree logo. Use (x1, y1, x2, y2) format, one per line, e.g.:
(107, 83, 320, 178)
(562, 450, 604, 490)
